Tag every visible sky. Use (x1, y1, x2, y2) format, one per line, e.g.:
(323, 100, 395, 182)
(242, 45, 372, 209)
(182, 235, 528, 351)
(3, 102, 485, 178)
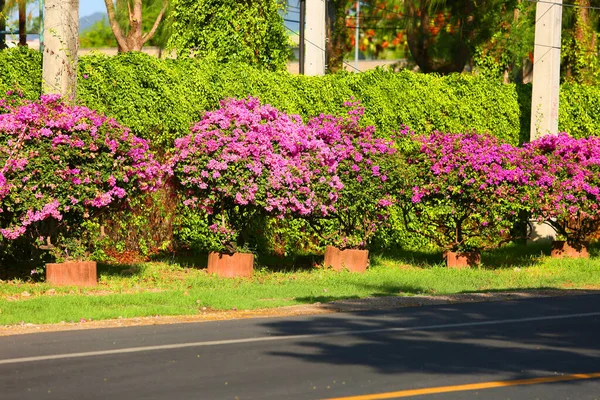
(80, 0, 108, 17)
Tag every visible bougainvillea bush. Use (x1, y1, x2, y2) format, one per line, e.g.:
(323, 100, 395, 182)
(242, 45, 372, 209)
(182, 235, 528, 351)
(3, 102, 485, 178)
(170, 97, 395, 253)
(171, 97, 328, 253)
(306, 101, 396, 249)
(525, 133, 600, 244)
(0, 94, 163, 261)
(395, 131, 531, 253)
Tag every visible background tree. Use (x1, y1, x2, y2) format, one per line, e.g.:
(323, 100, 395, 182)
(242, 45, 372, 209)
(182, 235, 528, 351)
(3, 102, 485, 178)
(0, 0, 39, 49)
(168, 0, 290, 71)
(326, 0, 350, 73)
(80, 18, 116, 48)
(81, 1, 171, 51)
(0, 0, 6, 50)
(104, 0, 169, 52)
(562, 0, 600, 84)
(471, 1, 536, 82)
(402, 0, 513, 74)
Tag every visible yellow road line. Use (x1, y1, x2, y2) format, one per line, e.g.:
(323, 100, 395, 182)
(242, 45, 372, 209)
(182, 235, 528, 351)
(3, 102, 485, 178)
(324, 372, 600, 400)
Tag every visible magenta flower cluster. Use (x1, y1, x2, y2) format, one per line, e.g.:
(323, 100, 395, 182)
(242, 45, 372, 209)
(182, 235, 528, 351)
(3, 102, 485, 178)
(398, 130, 600, 252)
(397, 131, 532, 252)
(525, 133, 600, 243)
(170, 97, 395, 251)
(0, 95, 163, 242)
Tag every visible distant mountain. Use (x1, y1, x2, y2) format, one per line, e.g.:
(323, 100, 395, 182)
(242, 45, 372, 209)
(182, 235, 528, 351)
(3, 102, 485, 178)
(80, 12, 108, 32)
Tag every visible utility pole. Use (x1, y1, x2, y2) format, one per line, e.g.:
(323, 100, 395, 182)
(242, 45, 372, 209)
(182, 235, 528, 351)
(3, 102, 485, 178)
(304, 0, 326, 75)
(530, 0, 563, 140)
(354, 0, 360, 72)
(39, 0, 44, 52)
(42, 0, 79, 101)
(299, 0, 305, 74)
(529, 0, 563, 242)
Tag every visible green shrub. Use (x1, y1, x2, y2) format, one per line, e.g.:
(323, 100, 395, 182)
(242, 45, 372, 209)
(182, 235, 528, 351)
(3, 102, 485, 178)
(1, 49, 525, 147)
(3, 48, 600, 147)
(0, 47, 42, 100)
(340, 69, 522, 144)
(559, 83, 600, 139)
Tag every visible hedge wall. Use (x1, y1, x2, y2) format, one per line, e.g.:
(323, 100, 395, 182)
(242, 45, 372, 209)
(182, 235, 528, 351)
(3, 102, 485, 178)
(0, 47, 43, 100)
(3, 48, 599, 147)
(1, 48, 525, 146)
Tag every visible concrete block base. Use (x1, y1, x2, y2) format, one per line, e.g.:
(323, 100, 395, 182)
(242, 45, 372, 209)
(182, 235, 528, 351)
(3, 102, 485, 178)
(323, 246, 369, 273)
(207, 252, 254, 278)
(46, 261, 97, 287)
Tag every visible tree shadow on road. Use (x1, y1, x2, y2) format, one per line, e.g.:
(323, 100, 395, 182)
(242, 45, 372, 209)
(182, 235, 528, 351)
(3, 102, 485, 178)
(260, 294, 600, 383)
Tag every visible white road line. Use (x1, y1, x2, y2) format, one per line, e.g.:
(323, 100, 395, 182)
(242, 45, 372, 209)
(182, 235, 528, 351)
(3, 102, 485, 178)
(1, 311, 599, 365)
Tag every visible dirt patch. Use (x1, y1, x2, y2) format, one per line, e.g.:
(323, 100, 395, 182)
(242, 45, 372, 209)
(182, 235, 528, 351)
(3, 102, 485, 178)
(1, 289, 598, 337)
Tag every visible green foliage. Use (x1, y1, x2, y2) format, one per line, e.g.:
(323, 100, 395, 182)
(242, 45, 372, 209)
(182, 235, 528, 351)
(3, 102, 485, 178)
(0, 47, 41, 100)
(0, 48, 540, 148)
(168, 0, 290, 71)
(559, 83, 600, 139)
(102, 188, 176, 259)
(370, 206, 435, 252)
(472, 1, 536, 83)
(74, 54, 524, 147)
(77, 52, 205, 148)
(341, 69, 521, 144)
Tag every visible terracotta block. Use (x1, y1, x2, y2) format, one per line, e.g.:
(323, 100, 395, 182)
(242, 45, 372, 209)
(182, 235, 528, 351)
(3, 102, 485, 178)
(551, 241, 589, 258)
(323, 246, 369, 273)
(445, 251, 480, 269)
(207, 252, 254, 278)
(46, 261, 98, 287)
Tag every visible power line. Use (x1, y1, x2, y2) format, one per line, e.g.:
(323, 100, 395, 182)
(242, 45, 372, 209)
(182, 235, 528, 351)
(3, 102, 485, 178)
(284, 25, 363, 73)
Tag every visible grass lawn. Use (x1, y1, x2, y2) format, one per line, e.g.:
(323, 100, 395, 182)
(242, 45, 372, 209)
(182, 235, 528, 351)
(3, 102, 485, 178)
(1, 243, 599, 325)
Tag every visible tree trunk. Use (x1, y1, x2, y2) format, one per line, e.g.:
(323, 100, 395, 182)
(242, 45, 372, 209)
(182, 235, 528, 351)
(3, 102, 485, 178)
(18, 0, 26, 46)
(405, 0, 471, 74)
(325, 0, 348, 73)
(42, 0, 79, 101)
(106, 0, 168, 53)
(0, 0, 6, 50)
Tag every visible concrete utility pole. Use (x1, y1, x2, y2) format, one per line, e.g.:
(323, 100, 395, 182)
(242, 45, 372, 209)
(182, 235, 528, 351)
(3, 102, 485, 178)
(39, 0, 44, 52)
(42, 0, 79, 101)
(529, 0, 563, 242)
(530, 0, 563, 140)
(354, 0, 360, 72)
(299, 0, 305, 74)
(304, 0, 326, 76)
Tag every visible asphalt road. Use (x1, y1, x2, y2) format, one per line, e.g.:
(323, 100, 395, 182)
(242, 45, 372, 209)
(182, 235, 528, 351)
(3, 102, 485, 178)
(1, 294, 599, 400)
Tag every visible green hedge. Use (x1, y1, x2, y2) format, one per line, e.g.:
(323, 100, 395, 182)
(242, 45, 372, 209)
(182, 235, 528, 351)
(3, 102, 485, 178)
(559, 83, 600, 139)
(2, 48, 598, 147)
(0, 46, 43, 100)
(1, 48, 523, 146)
